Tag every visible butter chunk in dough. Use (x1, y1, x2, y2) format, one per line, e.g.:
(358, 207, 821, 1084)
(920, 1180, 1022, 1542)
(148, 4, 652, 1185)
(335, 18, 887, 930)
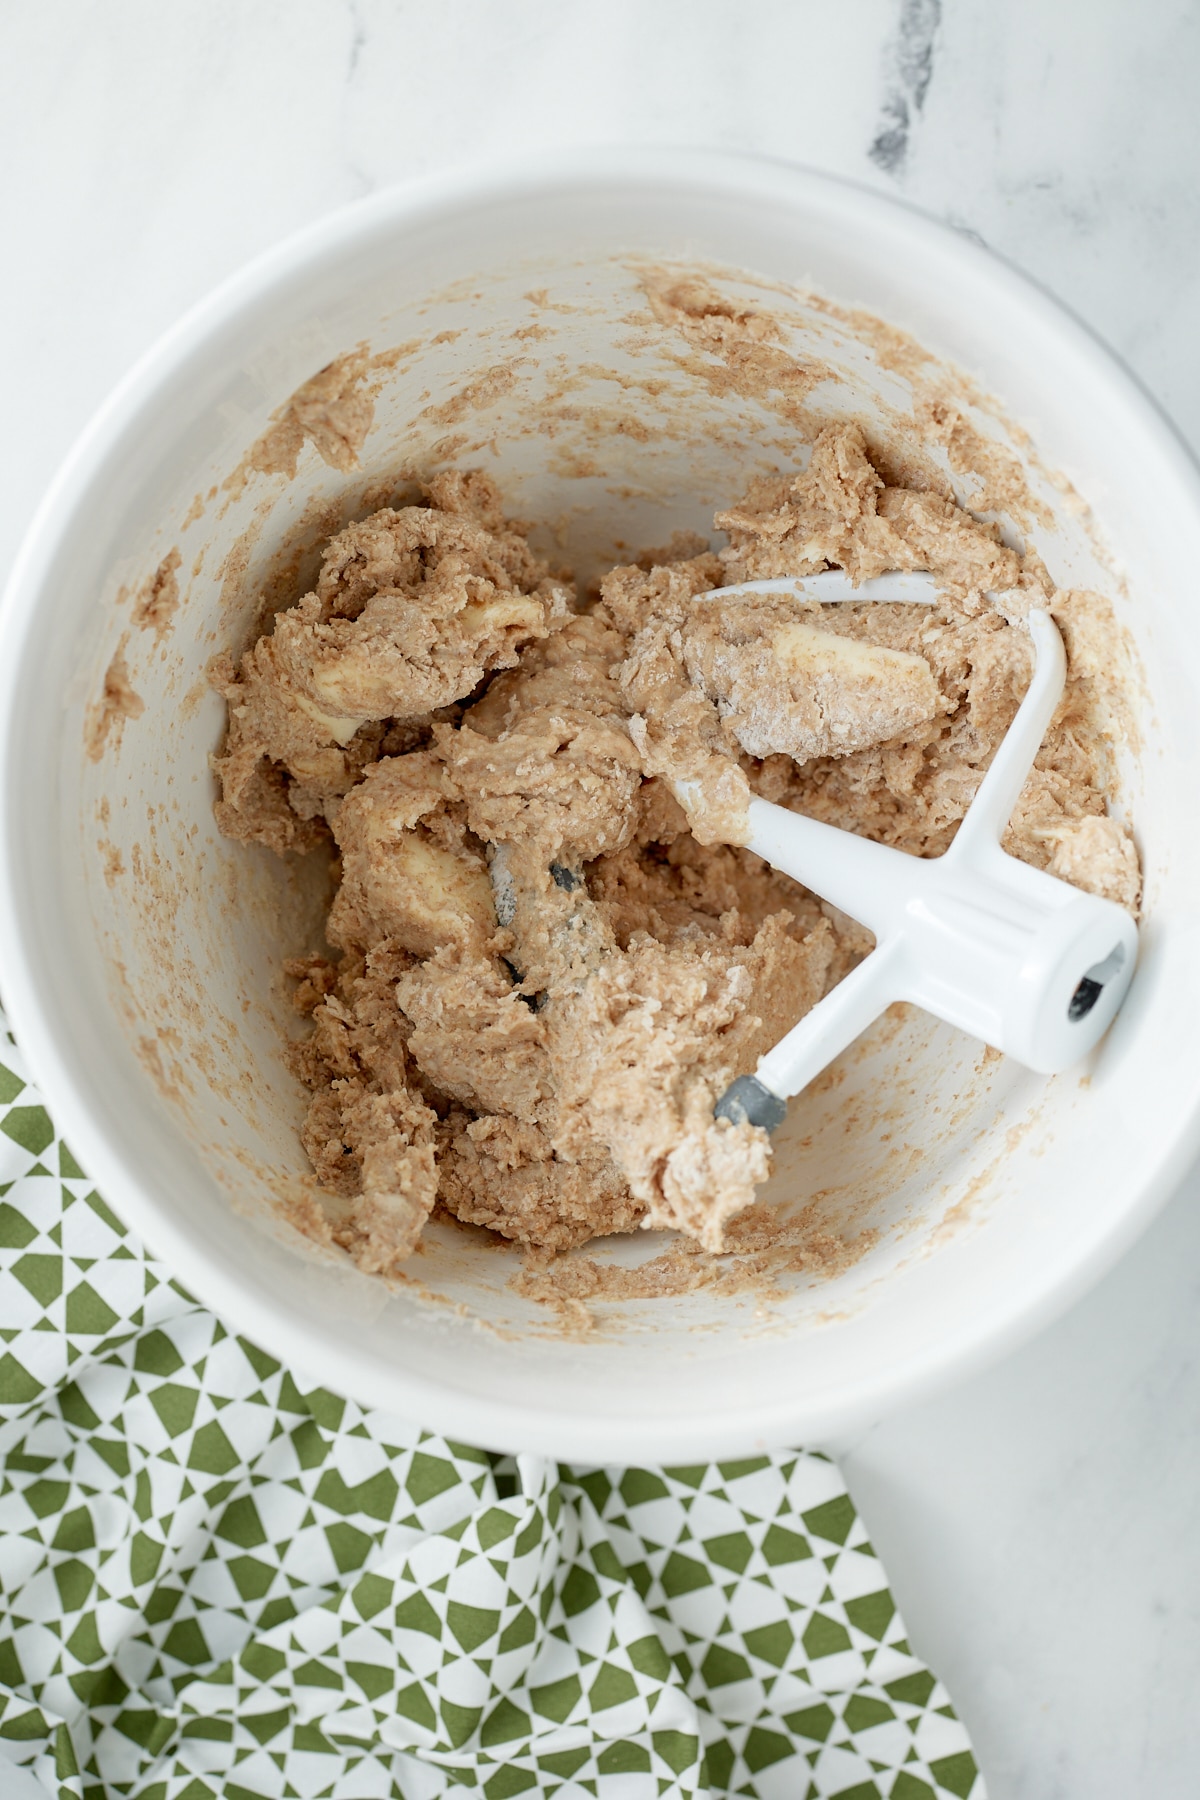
(327, 753, 495, 957)
(213, 471, 571, 849)
(683, 595, 943, 762)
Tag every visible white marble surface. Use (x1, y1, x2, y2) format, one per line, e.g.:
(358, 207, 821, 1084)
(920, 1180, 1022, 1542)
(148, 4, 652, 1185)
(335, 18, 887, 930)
(3, 3, 1199, 1794)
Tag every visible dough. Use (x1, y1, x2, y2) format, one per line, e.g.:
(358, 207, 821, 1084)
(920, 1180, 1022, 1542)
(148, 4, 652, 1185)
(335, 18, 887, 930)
(214, 433, 1140, 1277)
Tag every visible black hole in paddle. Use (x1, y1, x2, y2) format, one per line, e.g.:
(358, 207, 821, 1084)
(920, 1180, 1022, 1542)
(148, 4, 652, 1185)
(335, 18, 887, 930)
(1068, 976, 1103, 1022)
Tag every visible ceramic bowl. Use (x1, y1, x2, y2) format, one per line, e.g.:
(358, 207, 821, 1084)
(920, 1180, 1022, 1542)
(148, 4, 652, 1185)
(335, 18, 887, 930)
(2, 151, 1198, 1459)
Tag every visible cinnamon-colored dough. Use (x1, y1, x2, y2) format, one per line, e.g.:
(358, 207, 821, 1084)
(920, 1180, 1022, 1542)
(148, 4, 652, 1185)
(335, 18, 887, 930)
(215, 432, 1140, 1277)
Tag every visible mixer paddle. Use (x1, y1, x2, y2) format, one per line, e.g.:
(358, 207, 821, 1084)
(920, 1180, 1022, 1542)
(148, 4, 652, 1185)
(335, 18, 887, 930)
(671, 574, 1139, 1132)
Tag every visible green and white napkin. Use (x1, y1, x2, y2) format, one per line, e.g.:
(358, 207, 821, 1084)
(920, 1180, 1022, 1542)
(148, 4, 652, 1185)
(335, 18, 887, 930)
(0, 1011, 981, 1799)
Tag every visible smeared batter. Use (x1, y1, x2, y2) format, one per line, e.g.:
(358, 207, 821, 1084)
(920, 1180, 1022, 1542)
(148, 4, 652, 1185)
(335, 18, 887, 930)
(214, 425, 1139, 1277)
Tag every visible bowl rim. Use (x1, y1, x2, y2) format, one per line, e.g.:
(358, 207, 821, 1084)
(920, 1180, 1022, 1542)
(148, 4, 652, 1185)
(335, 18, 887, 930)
(3, 145, 1200, 1460)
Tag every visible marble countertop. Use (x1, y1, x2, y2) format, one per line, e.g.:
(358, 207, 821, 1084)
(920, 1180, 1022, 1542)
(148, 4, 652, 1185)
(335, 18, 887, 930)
(3, 4, 1199, 1794)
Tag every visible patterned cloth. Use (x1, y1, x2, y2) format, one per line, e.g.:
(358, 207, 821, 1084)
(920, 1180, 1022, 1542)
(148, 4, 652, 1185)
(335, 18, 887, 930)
(0, 1013, 981, 1798)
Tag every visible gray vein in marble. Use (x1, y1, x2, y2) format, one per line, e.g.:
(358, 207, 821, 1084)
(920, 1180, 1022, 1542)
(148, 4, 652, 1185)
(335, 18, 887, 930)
(869, 0, 942, 175)
(347, 0, 367, 79)
(340, 0, 376, 199)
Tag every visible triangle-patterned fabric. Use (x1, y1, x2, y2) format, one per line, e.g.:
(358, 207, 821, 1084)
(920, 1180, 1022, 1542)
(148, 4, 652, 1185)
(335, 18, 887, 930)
(0, 1013, 981, 1798)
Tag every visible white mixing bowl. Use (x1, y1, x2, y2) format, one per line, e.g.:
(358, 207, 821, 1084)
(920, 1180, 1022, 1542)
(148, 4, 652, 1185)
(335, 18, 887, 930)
(2, 151, 1199, 1462)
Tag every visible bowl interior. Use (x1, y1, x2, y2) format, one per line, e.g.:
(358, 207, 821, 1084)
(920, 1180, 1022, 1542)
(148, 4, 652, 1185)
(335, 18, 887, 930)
(7, 161, 1200, 1458)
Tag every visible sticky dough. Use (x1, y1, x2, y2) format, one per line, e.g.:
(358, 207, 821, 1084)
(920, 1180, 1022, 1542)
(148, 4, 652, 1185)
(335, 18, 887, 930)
(214, 428, 1141, 1276)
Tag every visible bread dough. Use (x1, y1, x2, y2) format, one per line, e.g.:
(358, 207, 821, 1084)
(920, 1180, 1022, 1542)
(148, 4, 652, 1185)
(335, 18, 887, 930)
(214, 428, 1140, 1277)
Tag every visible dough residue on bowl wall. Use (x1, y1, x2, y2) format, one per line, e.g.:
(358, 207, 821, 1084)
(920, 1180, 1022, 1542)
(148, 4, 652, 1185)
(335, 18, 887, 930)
(208, 272, 1142, 1297)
